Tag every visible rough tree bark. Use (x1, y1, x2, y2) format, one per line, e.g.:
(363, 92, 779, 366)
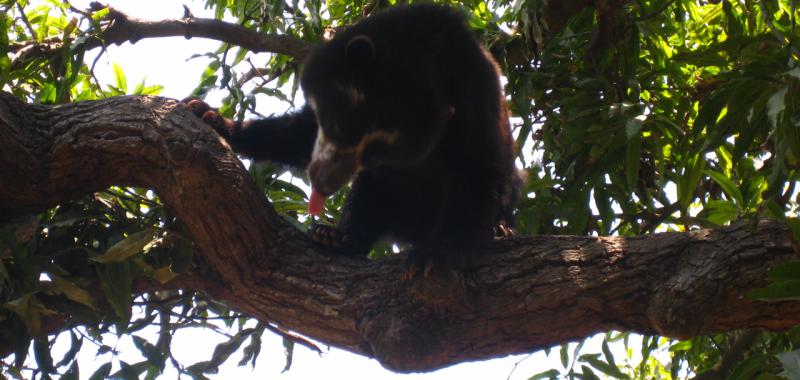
(1, 93, 799, 372)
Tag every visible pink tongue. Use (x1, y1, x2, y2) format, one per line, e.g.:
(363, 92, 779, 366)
(308, 188, 326, 216)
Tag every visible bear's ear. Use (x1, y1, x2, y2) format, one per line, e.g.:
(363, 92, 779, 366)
(345, 35, 375, 66)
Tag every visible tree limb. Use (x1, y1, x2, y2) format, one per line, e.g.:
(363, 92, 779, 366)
(10, 0, 605, 73)
(93, 4, 313, 58)
(1, 93, 799, 372)
(10, 3, 313, 71)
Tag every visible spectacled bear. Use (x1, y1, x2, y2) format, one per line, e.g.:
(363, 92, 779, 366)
(186, 4, 521, 271)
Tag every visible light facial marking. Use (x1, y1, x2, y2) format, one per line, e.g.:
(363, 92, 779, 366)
(307, 95, 318, 113)
(311, 127, 337, 164)
(356, 130, 399, 155)
(353, 130, 400, 169)
(311, 127, 399, 171)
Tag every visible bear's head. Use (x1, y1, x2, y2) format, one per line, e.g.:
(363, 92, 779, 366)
(300, 33, 454, 213)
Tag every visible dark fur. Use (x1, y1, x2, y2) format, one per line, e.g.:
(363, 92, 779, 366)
(190, 4, 520, 267)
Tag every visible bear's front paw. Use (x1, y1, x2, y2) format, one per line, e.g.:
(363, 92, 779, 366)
(182, 96, 210, 116)
(493, 223, 516, 238)
(181, 97, 235, 138)
(309, 223, 350, 250)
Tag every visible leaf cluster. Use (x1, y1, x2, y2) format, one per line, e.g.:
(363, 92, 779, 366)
(498, 0, 800, 239)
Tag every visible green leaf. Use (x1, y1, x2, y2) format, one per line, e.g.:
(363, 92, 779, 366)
(593, 186, 614, 235)
(700, 199, 737, 225)
(55, 332, 83, 368)
(61, 360, 79, 380)
(96, 261, 133, 323)
(0, 55, 10, 88)
(579, 354, 629, 379)
(110, 360, 151, 379)
(238, 324, 264, 368)
(748, 279, 800, 301)
(0, 14, 8, 51)
(113, 63, 127, 93)
(187, 328, 254, 375)
(96, 345, 113, 355)
(139, 84, 163, 95)
(39, 83, 57, 104)
(88, 363, 112, 380)
(625, 116, 644, 140)
(132, 80, 163, 96)
(48, 273, 97, 310)
(722, 0, 743, 37)
(579, 364, 602, 380)
(767, 87, 787, 129)
(133, 335, 165, 369)
(669, 340, 692, 352)
(4, 293, 56, 334)
(281, 336, 294, 373)
(33, 337, 56, 374)
(677, 154, 706, 210)
(528, 369, 561, 380)
(0, 14, 9, 86)
(767, 261, 800, 282)
(787, 219, 800, 243)
(640, 335, 655, 364)
(511, 0, 530, 15)
(728, 353, 768, 380)
(92, 228, 156, 263)
(91, 7, 109, 21)
(625, 130, 642, 191)
(694, 90, 730, 137)
(9, 319, 30, 370)
(715, 146, 733, 177)
(703, 170, 744, 207)
(602, 339, 616, 368)
(560, 343, 570, 368)
(764, 198, 788, 220)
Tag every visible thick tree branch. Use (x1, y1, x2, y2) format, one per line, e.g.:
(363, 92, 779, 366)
(1, 93, 799, 372)
(10, 4, 313, 70)
(94, 5, 313, 59)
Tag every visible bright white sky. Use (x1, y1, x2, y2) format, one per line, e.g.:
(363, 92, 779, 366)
(44, 0, 614, 378)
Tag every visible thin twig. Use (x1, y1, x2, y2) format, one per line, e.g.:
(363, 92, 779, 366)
(88, 45, 109, 97)
(15, 1, 39, 41)
(506, 353, 533, 380)
(264, 323, 323, 354)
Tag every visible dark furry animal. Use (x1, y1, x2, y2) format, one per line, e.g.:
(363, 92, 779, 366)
(187, 4, 520, 269)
